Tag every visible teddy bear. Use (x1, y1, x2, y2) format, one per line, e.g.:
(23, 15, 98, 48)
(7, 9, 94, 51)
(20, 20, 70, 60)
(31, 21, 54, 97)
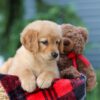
(57, 24, 97, 91)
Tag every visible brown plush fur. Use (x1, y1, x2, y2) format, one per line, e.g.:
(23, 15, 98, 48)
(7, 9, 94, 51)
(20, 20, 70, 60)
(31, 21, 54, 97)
(0, 20, 63, 93)
(58, 24, 97, 91)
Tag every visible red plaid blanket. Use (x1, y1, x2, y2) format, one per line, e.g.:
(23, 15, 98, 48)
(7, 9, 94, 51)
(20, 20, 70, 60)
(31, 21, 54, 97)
(0, 74, 86, 100)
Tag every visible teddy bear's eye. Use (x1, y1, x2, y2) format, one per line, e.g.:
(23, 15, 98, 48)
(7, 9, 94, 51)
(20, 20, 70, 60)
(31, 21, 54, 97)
(67, 36, 72, 38)
(64, 40, 70, 46)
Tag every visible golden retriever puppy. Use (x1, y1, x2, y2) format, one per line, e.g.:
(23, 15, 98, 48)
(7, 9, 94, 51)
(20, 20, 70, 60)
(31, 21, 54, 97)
(0, 20, 63, 92)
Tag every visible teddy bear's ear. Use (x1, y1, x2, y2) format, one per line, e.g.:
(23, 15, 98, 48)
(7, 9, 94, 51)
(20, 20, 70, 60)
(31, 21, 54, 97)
(61, 24, 75, 30)
(61, 24, 74, 35)
(77, 27, 88, 42)
(61, 24, 73, 28)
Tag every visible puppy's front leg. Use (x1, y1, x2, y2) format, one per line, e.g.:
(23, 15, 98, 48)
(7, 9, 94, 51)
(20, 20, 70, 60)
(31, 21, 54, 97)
(19, 69, 36, 93)
(37, 71, 56, 89)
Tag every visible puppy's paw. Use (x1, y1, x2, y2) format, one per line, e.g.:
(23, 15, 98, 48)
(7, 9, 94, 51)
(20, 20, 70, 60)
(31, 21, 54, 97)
(37, 72, 55, 89)
(20, 76, 36, 93)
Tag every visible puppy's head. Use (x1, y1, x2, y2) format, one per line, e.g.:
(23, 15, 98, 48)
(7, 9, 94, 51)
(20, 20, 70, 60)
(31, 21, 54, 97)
(21, 20, 63, 61)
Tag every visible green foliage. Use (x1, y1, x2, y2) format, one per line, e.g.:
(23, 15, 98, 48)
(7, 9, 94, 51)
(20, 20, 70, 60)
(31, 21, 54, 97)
(35, 5, 83, 25)
(0, 1, 83, 59)
(0, 0, 8, 35)
(86, 70, 100, 100)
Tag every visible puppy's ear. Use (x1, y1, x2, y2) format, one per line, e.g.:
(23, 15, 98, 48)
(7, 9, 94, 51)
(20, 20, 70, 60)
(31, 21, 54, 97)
(78, 27, 88, 42)
(59, 39, 64, 54)
(21, 29, 39, 53)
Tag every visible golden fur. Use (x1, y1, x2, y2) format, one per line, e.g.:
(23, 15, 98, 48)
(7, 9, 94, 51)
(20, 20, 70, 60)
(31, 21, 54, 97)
(0, 20, 63, 92)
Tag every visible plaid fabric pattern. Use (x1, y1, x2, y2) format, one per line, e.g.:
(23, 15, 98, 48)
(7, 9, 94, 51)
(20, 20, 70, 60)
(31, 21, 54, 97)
(0, 74, 86, 100)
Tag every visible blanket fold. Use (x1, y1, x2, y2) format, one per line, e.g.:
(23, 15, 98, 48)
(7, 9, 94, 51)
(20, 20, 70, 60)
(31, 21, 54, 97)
(0, 74, 86, 100)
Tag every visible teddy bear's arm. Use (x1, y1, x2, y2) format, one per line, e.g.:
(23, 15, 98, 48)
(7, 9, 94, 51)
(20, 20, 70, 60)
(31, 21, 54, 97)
(77, 59, 97, 91)
(60, 66, 81, 79)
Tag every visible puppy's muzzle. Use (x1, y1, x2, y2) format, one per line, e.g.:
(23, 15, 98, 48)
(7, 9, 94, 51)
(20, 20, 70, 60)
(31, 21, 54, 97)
(51, 52, 58, 58)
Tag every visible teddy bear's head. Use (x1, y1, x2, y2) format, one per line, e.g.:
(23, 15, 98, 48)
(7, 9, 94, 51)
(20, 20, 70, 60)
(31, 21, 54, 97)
(61, 24, 88, 54)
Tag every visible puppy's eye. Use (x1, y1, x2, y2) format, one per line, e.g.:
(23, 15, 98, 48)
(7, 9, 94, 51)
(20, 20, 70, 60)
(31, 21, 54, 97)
(41, 40, 48, 45)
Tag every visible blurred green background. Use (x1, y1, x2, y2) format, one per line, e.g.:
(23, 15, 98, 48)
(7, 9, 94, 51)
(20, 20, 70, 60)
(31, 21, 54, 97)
(0, 0, 100, 100)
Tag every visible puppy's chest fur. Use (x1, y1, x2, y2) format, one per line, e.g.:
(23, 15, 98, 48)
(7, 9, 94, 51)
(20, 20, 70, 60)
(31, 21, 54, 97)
(8, 46, 59, 77)
(32, 58, 59, 77)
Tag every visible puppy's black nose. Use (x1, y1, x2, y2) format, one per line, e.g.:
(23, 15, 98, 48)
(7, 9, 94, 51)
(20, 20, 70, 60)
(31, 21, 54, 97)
(51, 52, 58, 58)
